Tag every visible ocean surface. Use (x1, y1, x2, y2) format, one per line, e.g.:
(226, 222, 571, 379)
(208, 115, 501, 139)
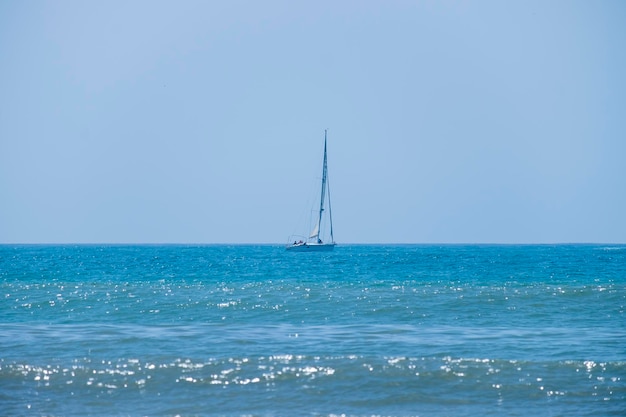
(1, 244, 624, 416)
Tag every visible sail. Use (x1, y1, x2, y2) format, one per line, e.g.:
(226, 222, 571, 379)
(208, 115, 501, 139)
(286, 129, 335, 251)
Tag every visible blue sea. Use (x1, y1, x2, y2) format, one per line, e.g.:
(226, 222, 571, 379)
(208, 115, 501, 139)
(1, 244, 624, 416)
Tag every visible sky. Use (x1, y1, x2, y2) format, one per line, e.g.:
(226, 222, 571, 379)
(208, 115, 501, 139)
(1, 0, 625, 244)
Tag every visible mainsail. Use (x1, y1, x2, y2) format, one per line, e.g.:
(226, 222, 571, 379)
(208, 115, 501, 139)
(286, 130, 336, 251)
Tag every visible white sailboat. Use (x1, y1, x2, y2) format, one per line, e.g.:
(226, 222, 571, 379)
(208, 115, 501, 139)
(286, 130, 336, 251)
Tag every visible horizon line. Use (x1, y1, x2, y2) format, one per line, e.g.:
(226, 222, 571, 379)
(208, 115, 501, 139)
(1, 242, 624, 246)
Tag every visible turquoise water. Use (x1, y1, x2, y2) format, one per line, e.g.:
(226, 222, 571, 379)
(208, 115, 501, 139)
(1, 244, 625, 416)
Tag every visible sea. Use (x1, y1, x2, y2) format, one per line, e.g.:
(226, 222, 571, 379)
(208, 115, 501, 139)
(0, 244, 624, 417)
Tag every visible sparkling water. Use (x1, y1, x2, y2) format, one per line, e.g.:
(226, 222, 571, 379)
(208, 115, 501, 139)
(1, 244, 624, 416)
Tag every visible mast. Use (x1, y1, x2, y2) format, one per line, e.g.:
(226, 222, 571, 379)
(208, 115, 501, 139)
(315, 130, 328, 242)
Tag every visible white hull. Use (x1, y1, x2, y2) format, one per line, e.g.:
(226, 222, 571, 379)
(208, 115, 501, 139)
(286, 243, 335, 251)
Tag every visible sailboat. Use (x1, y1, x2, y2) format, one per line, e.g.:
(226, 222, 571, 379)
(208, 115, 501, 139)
(286, 130, 336, 251)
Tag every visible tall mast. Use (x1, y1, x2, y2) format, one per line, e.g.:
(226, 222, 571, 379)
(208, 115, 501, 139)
(316, 130, 328, 242)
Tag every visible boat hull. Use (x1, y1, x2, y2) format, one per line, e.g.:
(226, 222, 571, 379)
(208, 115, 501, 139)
(286, 243, 335, 251)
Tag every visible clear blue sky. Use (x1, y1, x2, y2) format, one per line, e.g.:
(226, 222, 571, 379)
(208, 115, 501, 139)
(1, 0, 625, 244)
